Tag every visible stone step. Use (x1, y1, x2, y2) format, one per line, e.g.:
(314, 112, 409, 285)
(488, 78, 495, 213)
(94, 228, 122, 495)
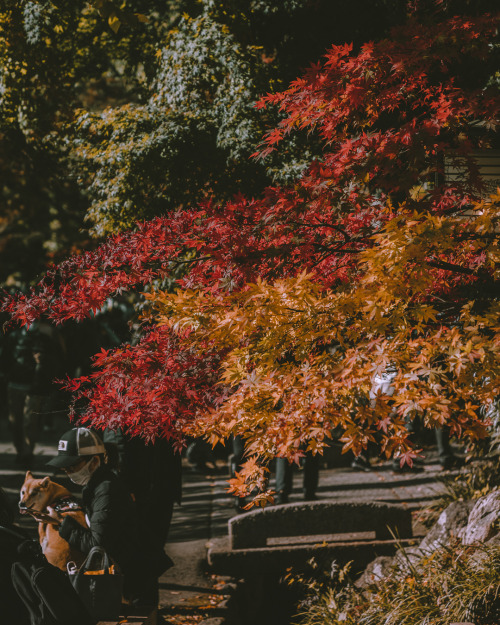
(97, 607, 156, 625)
(208, 534, 418, 578)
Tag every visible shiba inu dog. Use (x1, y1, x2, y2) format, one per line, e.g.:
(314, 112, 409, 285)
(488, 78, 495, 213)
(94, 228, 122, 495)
(19, 471, 87, 570)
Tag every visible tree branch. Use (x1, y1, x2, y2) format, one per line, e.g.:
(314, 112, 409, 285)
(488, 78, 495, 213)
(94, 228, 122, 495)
(425, 258, 485, 277)
(292, 220, 352, 241)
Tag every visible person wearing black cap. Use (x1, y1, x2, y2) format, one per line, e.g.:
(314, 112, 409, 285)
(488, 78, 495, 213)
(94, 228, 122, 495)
(47, 427, 166, 608)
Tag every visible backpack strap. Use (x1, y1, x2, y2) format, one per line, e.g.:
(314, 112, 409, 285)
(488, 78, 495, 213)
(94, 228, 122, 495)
(0, 523, 27, 541)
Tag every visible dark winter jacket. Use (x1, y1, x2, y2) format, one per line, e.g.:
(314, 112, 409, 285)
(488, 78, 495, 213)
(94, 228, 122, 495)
(6, 329, 36, 391)
(6, 325, 61, 394)
(59, 464, 139, 575)
(103, 429, 182, 506)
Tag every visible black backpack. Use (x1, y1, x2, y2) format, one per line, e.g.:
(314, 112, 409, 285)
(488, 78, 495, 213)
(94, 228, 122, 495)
(11, 539, 96, 625)
(0, 523, 32, 625)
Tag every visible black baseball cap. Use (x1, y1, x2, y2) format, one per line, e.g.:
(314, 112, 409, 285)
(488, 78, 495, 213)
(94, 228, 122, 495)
(47, 427, 106, 469)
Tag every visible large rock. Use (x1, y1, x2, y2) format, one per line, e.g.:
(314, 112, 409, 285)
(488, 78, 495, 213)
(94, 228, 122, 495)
(356, 500, 474, 584)
(357, 492, 500, 599)
(355, 556, 394, 588)
(419, 500, 474, 553)
(462, 489, 500, 545)
(393, 501, 474, 571)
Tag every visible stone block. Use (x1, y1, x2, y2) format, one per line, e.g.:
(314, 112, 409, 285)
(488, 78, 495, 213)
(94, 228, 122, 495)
(229, 500, 412, 549)
(199, 619, 225, 625)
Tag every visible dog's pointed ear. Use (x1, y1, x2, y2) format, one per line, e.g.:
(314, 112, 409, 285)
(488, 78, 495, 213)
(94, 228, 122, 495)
(25, 471, 33, 480)
(40, 477, 50, 489)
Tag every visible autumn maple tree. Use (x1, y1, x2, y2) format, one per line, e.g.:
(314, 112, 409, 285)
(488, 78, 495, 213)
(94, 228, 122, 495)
(3, 5, 500, 501)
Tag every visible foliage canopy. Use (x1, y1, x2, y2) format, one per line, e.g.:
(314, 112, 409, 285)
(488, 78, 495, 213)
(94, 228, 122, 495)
(3, 5, 500, 500)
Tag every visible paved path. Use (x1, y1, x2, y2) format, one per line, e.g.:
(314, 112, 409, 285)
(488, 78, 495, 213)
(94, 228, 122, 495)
(169, 459, 445, 544)
(0, 419, 450, 624)
(159, 450, 447, 623)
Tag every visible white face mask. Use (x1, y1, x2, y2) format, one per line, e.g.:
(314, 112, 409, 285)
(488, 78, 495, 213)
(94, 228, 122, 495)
(67, 456, 100, 486)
